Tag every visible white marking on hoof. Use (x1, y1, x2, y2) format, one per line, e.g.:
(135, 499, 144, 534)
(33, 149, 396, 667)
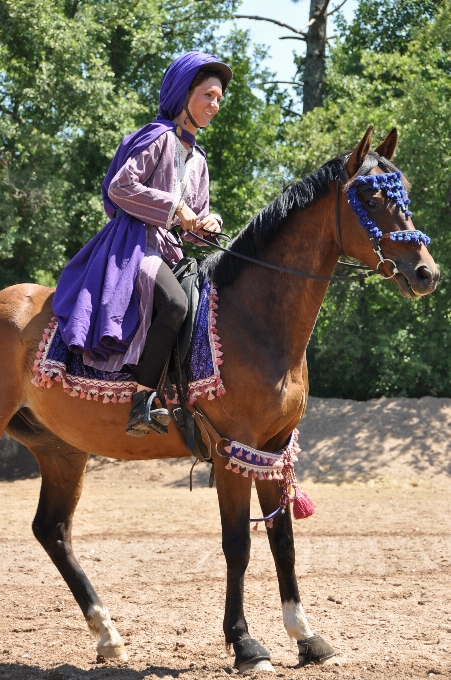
(86, 603, 128, 662)
(238, 659, 275, 673)
(282, 600, 314, 641)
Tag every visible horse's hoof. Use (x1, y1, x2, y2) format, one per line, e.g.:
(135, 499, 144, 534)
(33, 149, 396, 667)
(238, 659, 276, 673)
(96, 643, 128, 661)
(297, 635, 335, 666)
(233, 638, 273, 673)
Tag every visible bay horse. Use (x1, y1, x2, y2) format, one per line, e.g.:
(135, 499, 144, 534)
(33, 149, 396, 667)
(0, 128, 439, 672)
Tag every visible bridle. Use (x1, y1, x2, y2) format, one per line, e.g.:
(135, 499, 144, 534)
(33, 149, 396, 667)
(334, 172, 400, 282)
(189, 163, 426, 284)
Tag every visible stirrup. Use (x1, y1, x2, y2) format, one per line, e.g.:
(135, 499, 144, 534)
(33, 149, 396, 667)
(126, 390, 171, 437)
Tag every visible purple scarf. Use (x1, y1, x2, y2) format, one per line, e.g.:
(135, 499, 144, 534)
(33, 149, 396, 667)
(53, 51, 221, 362)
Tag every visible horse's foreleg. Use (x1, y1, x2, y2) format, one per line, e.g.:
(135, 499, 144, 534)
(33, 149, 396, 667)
(214, 454, 275, 673)
(255, 479, 337, 667)
(29, 436, 127, 661)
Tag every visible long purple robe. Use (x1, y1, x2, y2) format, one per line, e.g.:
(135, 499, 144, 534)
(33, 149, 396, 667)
(53, 51, 224, 362)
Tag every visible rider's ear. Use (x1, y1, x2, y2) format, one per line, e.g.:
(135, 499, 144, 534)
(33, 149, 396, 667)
(346, 126, 373, 177)
(374, 127, 398, 160)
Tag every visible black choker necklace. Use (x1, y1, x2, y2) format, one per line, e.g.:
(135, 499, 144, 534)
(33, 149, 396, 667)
(174, 123, 196, 147)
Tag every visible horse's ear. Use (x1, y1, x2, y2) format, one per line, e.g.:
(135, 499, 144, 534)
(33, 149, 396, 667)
(346, 126, 373, 177)
(374, 127, 398, 160)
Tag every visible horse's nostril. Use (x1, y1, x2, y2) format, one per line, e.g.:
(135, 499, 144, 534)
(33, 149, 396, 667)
(416, 265, 433, 283)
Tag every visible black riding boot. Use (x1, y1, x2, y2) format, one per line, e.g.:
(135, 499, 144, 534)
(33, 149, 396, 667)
(126, 390, 171, 437)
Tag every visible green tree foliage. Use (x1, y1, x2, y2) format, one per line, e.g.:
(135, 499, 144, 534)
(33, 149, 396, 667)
(284, 0, 451, 399)
(0, 0, 280, 287)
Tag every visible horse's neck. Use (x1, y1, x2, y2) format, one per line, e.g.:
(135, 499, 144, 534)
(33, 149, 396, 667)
(227, 188, 338, 371)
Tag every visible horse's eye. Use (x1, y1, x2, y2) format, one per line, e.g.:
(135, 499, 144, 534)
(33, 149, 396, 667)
(366, 199, 377, 208)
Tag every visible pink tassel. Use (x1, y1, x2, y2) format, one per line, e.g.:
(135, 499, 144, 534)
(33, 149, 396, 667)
(252, 523, 259, 531)
(225, 461, 233, 470)
(103, 395, 110, 403)
(46, 380, 54, 388)
(242, 469, 249, 477)
(252, 471, 258, 479)
(236, 448, 243, 457)
(118, 396, 126, 403)
(111, 396, 118, 403)
(224, 445, 232, 453)
(215, 350, 223, 357)
(48, 321, 55, 328)
(216, 359, 223, 366)
(36, 351, 43, 359)
(232, 466, 240, 474)
(93, 394, 99, 401)
(31, 377, 40, 386)
(212, 311, 218, 318)
(54, 374, 61, 382)
(257, 472, 264, 480)
(79, 391, 86, 399)
(207, 391, 215, 400)
(86, 393, 92, 401)
(217, 386, 226, 396)
(38, 341, 45, 351)
(69, 389, 78, 397)
(44, 328, 50, 335)
(42, 334, 49, 341)
(265, 519, 274, 529)
(293, 489, 315, 520)
(246, 452, 253, 461)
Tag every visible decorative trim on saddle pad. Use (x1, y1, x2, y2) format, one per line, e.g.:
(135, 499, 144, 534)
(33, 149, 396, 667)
(185, 278, 226, 403)
(31, 318, 137, 403)
(223, 428, 315, 527)
(31, 277, 226, 405)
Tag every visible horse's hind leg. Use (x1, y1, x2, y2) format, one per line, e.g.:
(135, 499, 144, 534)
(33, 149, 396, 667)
(255, 479, 337, 667)
(18, 428, 128, 661)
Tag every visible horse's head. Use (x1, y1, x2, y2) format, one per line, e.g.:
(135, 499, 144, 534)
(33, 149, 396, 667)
(338, 126, 439, 298)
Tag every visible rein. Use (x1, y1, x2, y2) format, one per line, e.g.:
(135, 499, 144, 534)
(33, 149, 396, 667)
(191, 166, 429, 284)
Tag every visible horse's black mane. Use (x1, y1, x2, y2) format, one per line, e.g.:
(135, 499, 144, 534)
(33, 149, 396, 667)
(200, 151, 399, 289)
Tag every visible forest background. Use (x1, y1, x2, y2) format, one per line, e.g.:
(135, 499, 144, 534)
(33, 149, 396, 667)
(0, 0, 449, 400)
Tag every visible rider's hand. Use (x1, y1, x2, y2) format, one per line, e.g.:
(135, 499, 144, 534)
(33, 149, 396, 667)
(176, 202, 198, 232)
(196, 215, 221, 234)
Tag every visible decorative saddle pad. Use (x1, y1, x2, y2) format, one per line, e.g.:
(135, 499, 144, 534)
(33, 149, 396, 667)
(32, 277, 225, 404)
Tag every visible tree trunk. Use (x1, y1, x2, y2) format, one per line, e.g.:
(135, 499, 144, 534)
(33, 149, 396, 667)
(303, 0, 328, 113)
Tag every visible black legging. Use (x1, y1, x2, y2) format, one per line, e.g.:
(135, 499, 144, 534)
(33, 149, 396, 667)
(131, 260, 188, 388)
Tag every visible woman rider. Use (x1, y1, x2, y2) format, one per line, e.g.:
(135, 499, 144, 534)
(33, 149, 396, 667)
(53, 52, 232, 437)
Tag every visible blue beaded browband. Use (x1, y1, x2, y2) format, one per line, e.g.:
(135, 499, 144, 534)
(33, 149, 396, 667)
(346, 170, 431, 247)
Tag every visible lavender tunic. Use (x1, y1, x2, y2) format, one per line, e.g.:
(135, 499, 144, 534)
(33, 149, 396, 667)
(83, 131, 219, 372)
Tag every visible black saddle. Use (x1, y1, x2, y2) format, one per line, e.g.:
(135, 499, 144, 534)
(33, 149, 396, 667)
(171, 257, 200, 366)
(155, 257, 212, 467)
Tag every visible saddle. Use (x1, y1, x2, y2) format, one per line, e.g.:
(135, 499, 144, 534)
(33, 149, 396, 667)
(158, 257, 212, 468)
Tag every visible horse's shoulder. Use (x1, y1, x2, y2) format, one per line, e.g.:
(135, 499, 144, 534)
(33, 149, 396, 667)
(0, 283, 54, 326)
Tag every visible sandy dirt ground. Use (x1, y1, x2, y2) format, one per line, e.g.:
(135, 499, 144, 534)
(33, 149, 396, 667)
(1, 396, 451, 680)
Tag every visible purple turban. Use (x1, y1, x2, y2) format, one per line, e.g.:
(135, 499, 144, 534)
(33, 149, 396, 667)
(53, 52, 231, 362)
